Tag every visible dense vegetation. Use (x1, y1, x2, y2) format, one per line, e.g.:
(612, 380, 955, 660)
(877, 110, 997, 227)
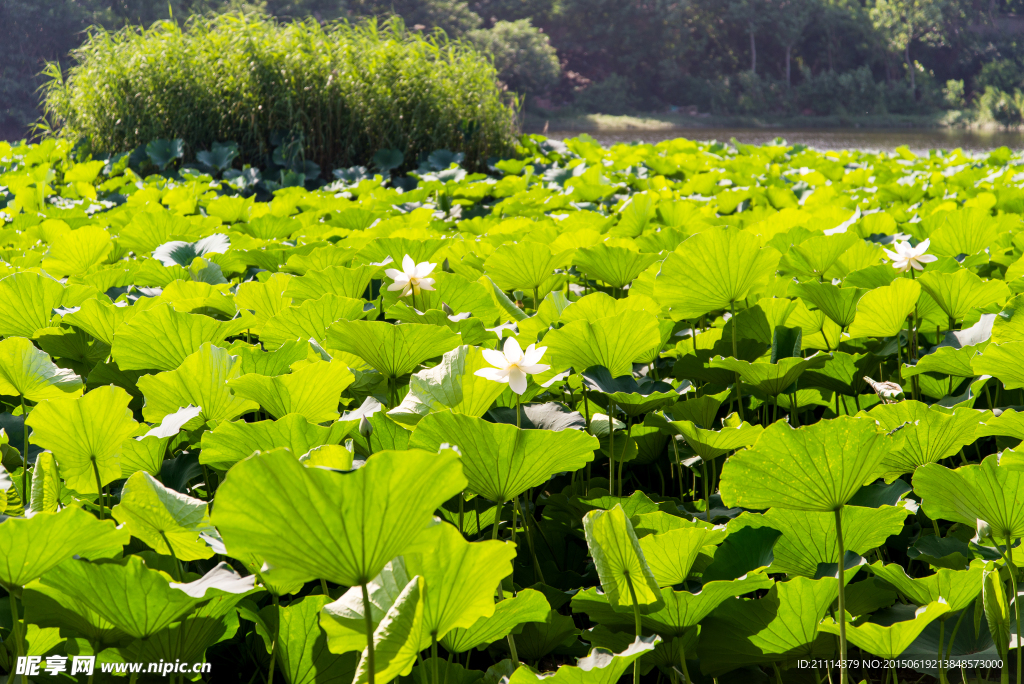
(1, 131, 1024, 684)
(11, 0, 1024, 138)
(41, 14, 518, 173)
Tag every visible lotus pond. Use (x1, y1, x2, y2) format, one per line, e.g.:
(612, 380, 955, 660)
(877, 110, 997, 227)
(1, 134, 1024, 684)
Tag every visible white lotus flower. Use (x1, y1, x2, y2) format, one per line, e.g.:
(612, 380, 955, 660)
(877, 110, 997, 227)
(883, 238, 938, 272)
(385, 254, 436, 297)
(475, 337, 550, 395)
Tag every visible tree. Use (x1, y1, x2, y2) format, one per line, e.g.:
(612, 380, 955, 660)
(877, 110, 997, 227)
(869, 0, 947, 92)
(727, 0, 768, 73)
(466, 19, 561, 96)
(771, 0, 812, 87)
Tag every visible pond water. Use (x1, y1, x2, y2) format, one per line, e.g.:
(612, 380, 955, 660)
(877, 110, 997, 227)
(547, 127, 1024, 154)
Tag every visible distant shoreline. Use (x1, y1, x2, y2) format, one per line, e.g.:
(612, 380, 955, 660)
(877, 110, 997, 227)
(521, 111, 985, 134)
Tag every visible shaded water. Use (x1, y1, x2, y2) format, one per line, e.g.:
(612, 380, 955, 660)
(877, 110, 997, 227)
(547, 127, 1024, 154)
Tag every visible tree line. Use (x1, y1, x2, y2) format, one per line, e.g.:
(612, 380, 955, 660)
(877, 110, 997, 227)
(4, 0, 1024, 138)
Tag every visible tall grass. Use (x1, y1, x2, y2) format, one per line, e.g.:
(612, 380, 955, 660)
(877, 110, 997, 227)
(42, 13, 519, 171)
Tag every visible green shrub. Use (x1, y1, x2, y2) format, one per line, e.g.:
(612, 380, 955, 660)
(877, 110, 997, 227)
(41, 13, 518, 171)
(795, 67, 883, 116)
(466, 19, 560, 97)
(978, 86, 1024, 128)
(574, 74, 635, 115)
(943, 79, 966, 109)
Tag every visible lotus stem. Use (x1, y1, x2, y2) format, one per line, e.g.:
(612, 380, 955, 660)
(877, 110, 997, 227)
(834, 508, 848, 684)
(1006, 535, 1022, 684)
(938, 618, 946, 684)
(608, 401, 616, 493)
(10, 589, 25, 684)
(321, 579, 330, 596)
(670, 436, 683, 497)
(91, 456, 105, 520)
(20, 395, 28, 512)
(702, 460, 711, 524)
(730, 300, 744, 420)
(362, 582, 376, 684)
(625, 573, 642, 684)
(431, 635, 439, 684)
(678, 638, 693, 684)
(268, 594, 280, 684)
(945, 608, 968, 681)
(617, 420, 633, 497)
(518, 497, 546, 584)
(516, 394, 521, 429)
(533, 286, 538, 311)
(159, 531, 182, 581)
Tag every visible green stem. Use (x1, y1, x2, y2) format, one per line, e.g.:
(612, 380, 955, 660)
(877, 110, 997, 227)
(702, 460, 711, 523)
(617, 420, 632, 497)
(730, 300, 744, 420)
(533, 286, 538, 311)
(625, 574, 643, 684)
(678, 638, 693, 684)
(608, 401, 616, 493)
(670, 436, 683, 497)
(518, 496, 546, 584)
(362, 583, 376, 684)
(321, 579, 330, 597)
(946, 608, 968, 679)
(20, 395, 27, 511)
(159, 531, 182, 581)
(516, 394, 521, 429)
(492, 501, 502, 540)
(431, 635, 439, 684)
(91, 456, 105, 520)
(10, 589, 25, 684)
(1007, 535, 1022, 684)
(268, 595, 280, 684)
(835, 508, 848, 684)
(938, 618, 946, 684)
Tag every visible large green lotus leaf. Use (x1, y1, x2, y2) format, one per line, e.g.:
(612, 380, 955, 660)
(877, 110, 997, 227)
(382, 272, 502, 325)
(819, 600, 950, 659)
(111, 471, 214, 561)
(912, 455, 1024, 540)
(321, 559, 413, 655)
(388, 346, 507, 426)
(507, 637, 659, 684)
(579, 367, 678, 417)
(22, 579, 129, 646)
(666, 395, 724, 429)
(286, 245, 354, 275)
(39, 556, 200, 639)
(543, 312, 660, 377)
(572, 244, 662, 289)
(284, 265, 378, 302)
(644, 412, 762, 461)
(722, 298, 798, 346)
(976, 408, 1024, 441)
(918, 269, 1010, 322)
(0, 507, 128, 589)
(111, 304, 249, 371)
(118, 210, 204, 254)
(199, 413, 352, 470)
(409, 411, 597, 503)
(64, 297, 160, 346)
(327, 321, 461, 379)
(484, 242, 573, 292)
(354, 575, 426, 684)
(155, 279, 237, 317)
(654, 228, 780, 320)
(800, 351, 872, 395)
(972, 342, 1024, 389)
(123, 587, 254, 671)
(27, 385, 138, 494)
(212, 447, 466, 586)
(700, 526, 781, 582)
(788, 281, 866, 329)
(267, 595, 359, 684)
(230, 339, 310, 376)
(638, 526, 725, 586)
(0, 337, 83, 402)
(403, 523, 517, 639)
(583, 505, 663, 612)
(41, 225, 113, 277)
(262, 294, 368, 350)
(441, 588, 550, 653)
(927, 207, 1004, 257)
(385, 304, 493, 346)
(697, 576, 838, 675)
(710, 353, 829, 397)
(719, 416, 891, 512)
(731, 505, 912, 577)
(118, 405, 201, 478)
(235, 273, 293, 332)
(867, 561, 983, 612)
(355, 237, 444, 268)
(28, 451, 61, 515)
(784, 232, 859, 279)
(990, 293, 1024, 344)
(137, 344, 259, 426)
(847, 278, 921, 339)
(228, 361, 354, 422)
(0, 272, 67, 338)
(867, 402, 989, 481)
(901, 345, 978, 379)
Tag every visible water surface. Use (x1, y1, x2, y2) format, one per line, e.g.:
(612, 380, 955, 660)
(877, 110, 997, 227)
(547, 127, 1024, 154)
